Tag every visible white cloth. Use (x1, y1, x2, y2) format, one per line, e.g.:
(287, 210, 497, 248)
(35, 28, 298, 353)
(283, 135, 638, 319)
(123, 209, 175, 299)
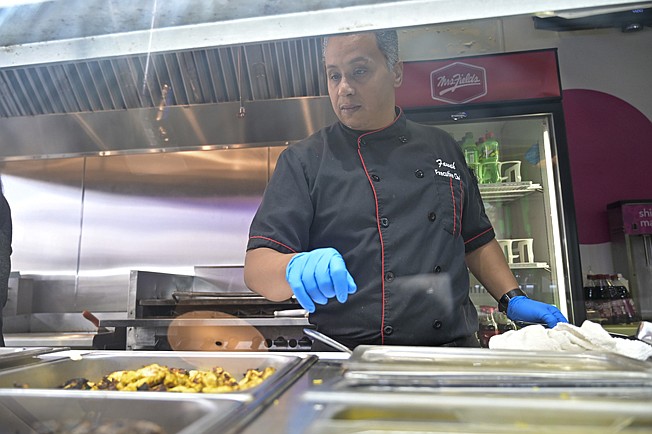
(488, 320, 652, 361)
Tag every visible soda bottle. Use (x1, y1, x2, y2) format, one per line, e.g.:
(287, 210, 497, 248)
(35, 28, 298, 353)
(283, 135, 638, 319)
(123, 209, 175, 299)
(479, 132, 500, 184)
(474, 135, 485, 183)
(461, 132, 479, 176)
(612, 273, 639, 323)
(606, 274, 626, 324)
(583, 274, 600, 322)
(478, 305, 500, 347)
(596, 274, 614, 324)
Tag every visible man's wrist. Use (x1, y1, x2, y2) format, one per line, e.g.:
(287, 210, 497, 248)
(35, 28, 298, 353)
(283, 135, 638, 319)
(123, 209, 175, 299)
(498, 287, 528, 313)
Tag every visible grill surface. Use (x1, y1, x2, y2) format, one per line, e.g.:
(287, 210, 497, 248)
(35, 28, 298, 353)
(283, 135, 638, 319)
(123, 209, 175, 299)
(120, 270, 312, 351)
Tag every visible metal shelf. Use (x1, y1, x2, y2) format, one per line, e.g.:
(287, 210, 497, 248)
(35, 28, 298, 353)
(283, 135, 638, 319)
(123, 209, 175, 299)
(479, 181, 542, 203)
(509, 262, 550, 270)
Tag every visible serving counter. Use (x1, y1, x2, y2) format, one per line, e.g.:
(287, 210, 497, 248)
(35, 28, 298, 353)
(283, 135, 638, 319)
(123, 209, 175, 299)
(0, 347, 651, 433)
(242, 347, 652, 434)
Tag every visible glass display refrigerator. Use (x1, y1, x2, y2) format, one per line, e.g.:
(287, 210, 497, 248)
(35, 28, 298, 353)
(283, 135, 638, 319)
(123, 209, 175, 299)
(398, 49, 585, 324)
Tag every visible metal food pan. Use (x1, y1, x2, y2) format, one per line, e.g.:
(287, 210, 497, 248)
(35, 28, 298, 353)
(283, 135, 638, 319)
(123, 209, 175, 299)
(343, 345, 652, 387)
(0, 350, 316, 402)
(311, 382, 652, 401)
(0, 347, 66, 370)
(0, 389, 241, 434)
(296, 392, 652, 434)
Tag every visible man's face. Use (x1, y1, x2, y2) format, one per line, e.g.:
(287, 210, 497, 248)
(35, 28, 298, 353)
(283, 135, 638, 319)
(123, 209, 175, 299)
(324, 33, 403, 131)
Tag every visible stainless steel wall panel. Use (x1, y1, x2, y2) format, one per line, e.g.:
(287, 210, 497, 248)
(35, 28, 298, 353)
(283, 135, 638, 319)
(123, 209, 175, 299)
(25, 274, 128, 315)
(30, 277, 77, 314)
(1, 159, 84, 274)
(69, 275, 132, 313)
(78, 148, 269, 276)
(1, 145, 284, 318)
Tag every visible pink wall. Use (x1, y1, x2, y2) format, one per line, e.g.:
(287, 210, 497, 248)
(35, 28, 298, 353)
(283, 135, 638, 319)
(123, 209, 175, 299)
(563, 89, 652, 244)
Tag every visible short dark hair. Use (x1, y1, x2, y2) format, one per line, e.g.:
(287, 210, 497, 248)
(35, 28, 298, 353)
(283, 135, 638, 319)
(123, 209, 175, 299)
(322, 29, 399, 71)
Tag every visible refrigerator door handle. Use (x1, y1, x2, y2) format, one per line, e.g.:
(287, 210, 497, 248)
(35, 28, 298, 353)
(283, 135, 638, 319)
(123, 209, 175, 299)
(644, 234, 651, 268)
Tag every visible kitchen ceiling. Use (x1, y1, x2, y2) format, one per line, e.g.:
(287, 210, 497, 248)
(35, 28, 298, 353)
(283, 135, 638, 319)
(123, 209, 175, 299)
(0, 0, 644, 119)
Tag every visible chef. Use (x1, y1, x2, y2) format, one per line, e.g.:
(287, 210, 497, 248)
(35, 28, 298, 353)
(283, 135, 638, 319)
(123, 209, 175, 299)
(244, 30, 566, 349)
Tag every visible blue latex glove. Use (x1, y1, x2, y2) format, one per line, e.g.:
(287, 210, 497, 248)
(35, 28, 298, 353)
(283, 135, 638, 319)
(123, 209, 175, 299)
(286, 247, 357, 313)
(506, 296, 568, 328)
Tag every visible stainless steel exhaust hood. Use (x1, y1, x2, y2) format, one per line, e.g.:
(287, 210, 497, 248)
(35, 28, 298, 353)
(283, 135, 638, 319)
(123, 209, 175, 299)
(0, 37, 329, 119)
(0, 31, 335, 159)
(0, 98, 337, 159)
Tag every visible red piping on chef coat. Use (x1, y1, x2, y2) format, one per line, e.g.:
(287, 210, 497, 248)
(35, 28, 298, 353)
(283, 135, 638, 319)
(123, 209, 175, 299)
(458, 179, 464, 235)
(464, 227, 492, 245)
(449, 178, 465, 237)
(355, 114, 402, 345)
(356, 143, 386, 344)
(248, 235, 298, 254)
(449, 177, 457, 236)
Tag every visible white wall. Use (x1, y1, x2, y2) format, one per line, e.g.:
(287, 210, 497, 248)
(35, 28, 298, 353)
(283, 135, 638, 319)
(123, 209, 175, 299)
(502, 16, 652, 123)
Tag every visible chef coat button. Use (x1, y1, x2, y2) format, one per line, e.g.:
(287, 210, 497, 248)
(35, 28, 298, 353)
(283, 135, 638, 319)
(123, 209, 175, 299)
(428, 211, 437, 222)
(371, 174, 381, 182)
(432, 320, 443, 329)
(380, 217, 389, 227)
(398, 136, 408, 143)
(414, 169, 424, 178)
(383, 325, 394, 335)
(384, 271, 395, 282)
(433, 265, 442, 273)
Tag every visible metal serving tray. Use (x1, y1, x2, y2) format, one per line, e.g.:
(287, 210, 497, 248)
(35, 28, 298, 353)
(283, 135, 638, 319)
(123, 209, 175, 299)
(0, 347, 65, 370)
(0, 350, 316, 401)
(0, 351, 316, 434)
(296, 391, 652, 434)
(343, 345, 652, 387)
(0, 389, 241, 434)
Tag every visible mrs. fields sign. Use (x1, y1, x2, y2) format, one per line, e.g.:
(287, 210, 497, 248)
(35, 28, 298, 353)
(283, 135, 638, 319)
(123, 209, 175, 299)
(396, 49, 562, 108)
(430, 62, 487, 105)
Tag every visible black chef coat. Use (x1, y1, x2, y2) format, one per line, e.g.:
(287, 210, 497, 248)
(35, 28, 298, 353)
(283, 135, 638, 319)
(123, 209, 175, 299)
(247, 109, 495, 347)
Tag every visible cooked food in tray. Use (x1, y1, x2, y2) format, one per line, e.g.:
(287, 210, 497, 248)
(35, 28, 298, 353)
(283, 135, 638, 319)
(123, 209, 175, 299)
(18, 363, 276, 393)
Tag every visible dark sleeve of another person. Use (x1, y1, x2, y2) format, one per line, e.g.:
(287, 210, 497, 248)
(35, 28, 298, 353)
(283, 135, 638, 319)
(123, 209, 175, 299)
(0, 194, 12, 346)
(0, 194, 11, 300)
